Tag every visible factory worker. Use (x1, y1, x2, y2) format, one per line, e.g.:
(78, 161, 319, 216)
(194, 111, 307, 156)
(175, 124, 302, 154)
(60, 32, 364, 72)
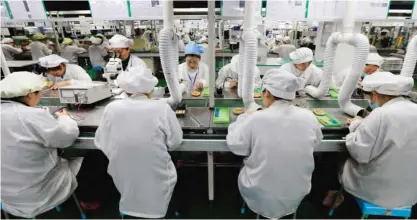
(96, 34, 110, 50)
(1, 38, 23, 60)
(177, 33, 185, 51)
(60, 38, 86, 64)
(279, 47, 323, 88)
(109, 34, 147, 71)
(273, 36, 296, 59)
(70, 34, 80, 47)
(178, 41, 209, 91)
(215, 54, 262, 89)
(332, 53, 384, 88)
(1, 71, 82, 218)
(95, 67, 183, 218)
(89, 36, 109, 68)
(29, 33, 52, 61)
(39, 54, 92, 89)
(268, 35, 283, 53)
(227, 69, 323, 219)
(340, 72, 417, 209)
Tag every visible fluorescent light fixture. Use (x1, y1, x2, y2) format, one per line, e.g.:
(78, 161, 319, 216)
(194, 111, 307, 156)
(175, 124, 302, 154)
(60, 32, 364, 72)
(389, 9, 412, 13)
(173, 8, 220, 12)
(387, 16, 410, 19)
(47, 10, 91, 15)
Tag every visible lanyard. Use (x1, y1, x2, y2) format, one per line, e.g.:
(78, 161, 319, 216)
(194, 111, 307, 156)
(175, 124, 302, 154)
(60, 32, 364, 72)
(187, 68, 199, 87)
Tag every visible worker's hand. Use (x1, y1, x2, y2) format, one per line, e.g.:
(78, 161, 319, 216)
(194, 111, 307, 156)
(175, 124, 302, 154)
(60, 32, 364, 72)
(55, 109, 69, 118)
(51, 81, 70, 90)
(348, 116, 363, 132)
(229, 80, 238, 88)
(194, 82, 204, 90)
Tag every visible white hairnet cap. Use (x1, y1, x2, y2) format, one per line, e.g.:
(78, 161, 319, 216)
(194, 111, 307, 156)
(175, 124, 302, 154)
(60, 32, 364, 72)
(117, 67, 158, 94)
(1, 38, 13, 44)
(290, 47, 313, 64)
(90, 37, 102, 45)
(362, 72, 414, 96)
(283, 36, 291, 44)
(366, 53, 384, 67)
(39, 54, 69, 68)
(1, 71, 46, 98)
(275, 35, 283, 41)
(109, 34, 134, 48)
(262, 69, 300, 100)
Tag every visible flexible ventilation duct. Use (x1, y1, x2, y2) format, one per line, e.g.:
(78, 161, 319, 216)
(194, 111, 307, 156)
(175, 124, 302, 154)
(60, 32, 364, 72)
(400, 35, 417, 78)
(239, 0, 259, 110)
(159, 0, 184, 106)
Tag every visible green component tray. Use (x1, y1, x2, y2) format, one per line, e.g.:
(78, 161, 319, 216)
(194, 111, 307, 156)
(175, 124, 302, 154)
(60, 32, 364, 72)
(202, 87, 210, 97)
(213, 107, 230, 124)
(329, 88, 339, 99)
(255, 88, 262, 93)
(315, 112, 342, 127)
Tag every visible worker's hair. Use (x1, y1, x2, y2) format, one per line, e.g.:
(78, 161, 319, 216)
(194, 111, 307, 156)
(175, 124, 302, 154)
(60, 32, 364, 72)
(47, 64, 64, 72)
(185, 54, 201, 59)
(363, 90, 398, 99)
(1, 91, 40, 106)
(263, 88, 290, 101)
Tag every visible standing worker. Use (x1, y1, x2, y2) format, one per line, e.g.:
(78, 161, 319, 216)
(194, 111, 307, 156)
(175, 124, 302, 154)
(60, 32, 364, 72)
(1, 38, 23, 60)
(273, 36, 296, 59)
(279, 47, 323, 88)
(39, 54, 92, 89)
(1, 71, 82, 218)
(109, 34, 147, 71)
(329, 72, 417, 209)
(227, 69, 323, 218)
(215, 54, 262, 89)
(89, 36, 109, 69)
(95, 67, 183, 218)
(60, 38, 86, 64)
(178, 41, 209, 92)
(28, 33, 52, 61)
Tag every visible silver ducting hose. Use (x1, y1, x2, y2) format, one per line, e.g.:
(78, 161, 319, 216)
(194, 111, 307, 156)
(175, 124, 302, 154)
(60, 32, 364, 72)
(400, 35, 417, 78)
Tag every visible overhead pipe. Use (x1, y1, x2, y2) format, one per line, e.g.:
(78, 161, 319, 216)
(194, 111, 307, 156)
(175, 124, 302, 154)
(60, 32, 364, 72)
(159, 0, 184, 107)
(400, 35, 417, 78)
(208, 0, 216, 108)
(239, 0, 260, 110)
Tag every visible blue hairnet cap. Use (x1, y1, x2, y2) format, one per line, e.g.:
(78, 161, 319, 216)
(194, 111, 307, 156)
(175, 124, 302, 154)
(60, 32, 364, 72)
(184, 41, 204, 55)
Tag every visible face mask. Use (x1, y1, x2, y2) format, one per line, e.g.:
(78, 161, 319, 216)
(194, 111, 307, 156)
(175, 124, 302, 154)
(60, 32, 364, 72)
(361, 72, 367, 78)
(369, 102, 380, 109)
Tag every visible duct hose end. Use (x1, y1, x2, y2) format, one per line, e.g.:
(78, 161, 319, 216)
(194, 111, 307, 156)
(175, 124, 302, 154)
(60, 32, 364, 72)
(305, 85, 326, 99)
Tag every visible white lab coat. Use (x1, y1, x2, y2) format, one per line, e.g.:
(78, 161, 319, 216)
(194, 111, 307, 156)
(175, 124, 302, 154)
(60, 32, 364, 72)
(215, 63, 262, 89)
(47, 64, 92, 86)
(273, 44, 296, 59)
(342, 97, 417, 208)
(279, 63, 323, 88)
(2, 44, 22, 60)
(89, 45, 108, 68)
(177, 62, 209, 91)
(268, 41, 283, 53)
(29, 41, 52, 61)
(227, 101, 323, 218)
(1, 101, 81, 218)
(123, 55, 147, 71)
(60, 45, 86, 64)
(94, 94, 183, 218)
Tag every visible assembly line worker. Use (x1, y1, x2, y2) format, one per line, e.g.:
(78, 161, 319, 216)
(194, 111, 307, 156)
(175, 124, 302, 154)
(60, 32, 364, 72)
(332, 53, 384, 88)
(29, 33, 52, 61)
(89, 36, 109, 69)
(215, 54, 262, 89)
(109, 34, 147, 71)
(279, 47, 323, 88)
(0, 71, 82, 218)
(1, 38, 23, 60)
(341, 72, 417, 209)
(39, 54, 92, 89)
(95, 67, 183, 218)
(268, 35, 283, 53)
(227, 69, 323, 219)
(273, 36, 296, 59)
(60, 38, 87, 64)
(178, 41, 209, 91)
(96, 34, 111, 50)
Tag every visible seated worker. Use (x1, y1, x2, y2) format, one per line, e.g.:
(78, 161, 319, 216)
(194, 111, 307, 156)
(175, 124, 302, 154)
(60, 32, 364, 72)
(39, 54, 92, 89)
(60, 38, 86, 64)
(178, 41, 209, 92)
(227, 69, 323, 218)
(89, 35, 109, 69)
(1, 38, 23, 60)
(1, 71, 82, 218)
(96, 33, 111, 50)
(29, 33, 52, 61)
(215, 54, 262, 89)
(279, 47, 323, 88)
(340, 72, 417, 209)
(95, 67, 183, 218)
(268, 35, 283, 53)
(332, 53, 384, 88)
(273, 36, 296, 59)
(109, 34, 147, 71)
